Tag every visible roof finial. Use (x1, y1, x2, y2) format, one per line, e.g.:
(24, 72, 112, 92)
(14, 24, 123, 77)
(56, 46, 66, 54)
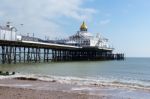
(80, 21, 88, 31)
(6, 21, 11, 28)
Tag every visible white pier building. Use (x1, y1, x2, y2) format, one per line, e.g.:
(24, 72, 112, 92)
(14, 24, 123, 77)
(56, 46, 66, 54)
(66, 21, 112, 50)
(0, 22, 17, 41)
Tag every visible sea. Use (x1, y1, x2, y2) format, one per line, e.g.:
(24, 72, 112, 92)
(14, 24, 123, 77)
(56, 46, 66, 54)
(0, 58, 150, 98)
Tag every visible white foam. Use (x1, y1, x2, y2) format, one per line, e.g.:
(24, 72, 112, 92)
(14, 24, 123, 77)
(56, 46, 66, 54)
(72, 87, 94, 91)
(1, 73, 150, 91)
(0, 84, 32, 87)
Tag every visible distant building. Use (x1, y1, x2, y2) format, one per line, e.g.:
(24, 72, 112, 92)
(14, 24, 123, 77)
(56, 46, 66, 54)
(0, 22, 17, 41)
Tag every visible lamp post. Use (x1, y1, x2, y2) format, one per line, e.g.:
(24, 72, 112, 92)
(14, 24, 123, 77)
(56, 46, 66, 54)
(20, 24, 24, 36)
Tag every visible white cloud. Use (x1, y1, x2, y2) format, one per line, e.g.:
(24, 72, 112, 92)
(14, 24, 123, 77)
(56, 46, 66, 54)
(0, 11, 4, 17)
(99, 19, 110, 25)
(0, 0, 96, 39)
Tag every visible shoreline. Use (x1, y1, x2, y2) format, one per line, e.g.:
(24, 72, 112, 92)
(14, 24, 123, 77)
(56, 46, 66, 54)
(0, 79, 150, 99)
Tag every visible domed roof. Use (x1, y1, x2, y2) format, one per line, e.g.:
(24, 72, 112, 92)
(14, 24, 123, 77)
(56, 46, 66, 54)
(80, 21, 88, 31)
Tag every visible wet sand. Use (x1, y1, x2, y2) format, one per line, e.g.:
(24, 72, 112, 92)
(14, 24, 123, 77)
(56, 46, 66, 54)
(0, 79, 112, 99)
(0, 79, 150, 99)
(0, 86, 104, 99)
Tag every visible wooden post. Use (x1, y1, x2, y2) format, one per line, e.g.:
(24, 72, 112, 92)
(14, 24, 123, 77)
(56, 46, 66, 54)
(19, 47, 21, 63)
(14, 47, 16, 64)
(24, 47, 26, 63)
(2, 46, 5, 64)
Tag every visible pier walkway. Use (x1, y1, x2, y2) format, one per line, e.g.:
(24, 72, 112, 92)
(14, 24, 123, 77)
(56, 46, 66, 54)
(0, 40, 124, 64)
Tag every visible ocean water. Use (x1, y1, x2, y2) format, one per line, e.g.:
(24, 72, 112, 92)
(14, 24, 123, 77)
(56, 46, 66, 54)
(0, 58, 150, 90)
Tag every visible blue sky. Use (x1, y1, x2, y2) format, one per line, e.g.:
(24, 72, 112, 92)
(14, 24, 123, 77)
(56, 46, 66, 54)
(0, 0, 150, 57)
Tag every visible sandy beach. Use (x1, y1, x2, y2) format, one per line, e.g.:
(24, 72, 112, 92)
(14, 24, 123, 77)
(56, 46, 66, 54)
(0, 79, 112, 99)
(0, 86, 103, 99)
(0, 78, 150, 99)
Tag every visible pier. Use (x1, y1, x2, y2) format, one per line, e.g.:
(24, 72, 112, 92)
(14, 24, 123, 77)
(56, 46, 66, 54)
(0, 21, 124, 64)
(0, 40, 124, 64)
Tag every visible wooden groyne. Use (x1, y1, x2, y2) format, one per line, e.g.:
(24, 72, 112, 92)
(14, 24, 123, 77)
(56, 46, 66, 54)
(0, 40, 124, 64)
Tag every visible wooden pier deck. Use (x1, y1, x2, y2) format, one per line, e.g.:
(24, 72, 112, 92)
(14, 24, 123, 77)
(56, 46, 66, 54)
(0, 40, 124, 64)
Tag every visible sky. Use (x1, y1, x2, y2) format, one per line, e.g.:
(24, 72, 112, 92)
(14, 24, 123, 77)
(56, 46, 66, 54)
(0, 0, 150, 57)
